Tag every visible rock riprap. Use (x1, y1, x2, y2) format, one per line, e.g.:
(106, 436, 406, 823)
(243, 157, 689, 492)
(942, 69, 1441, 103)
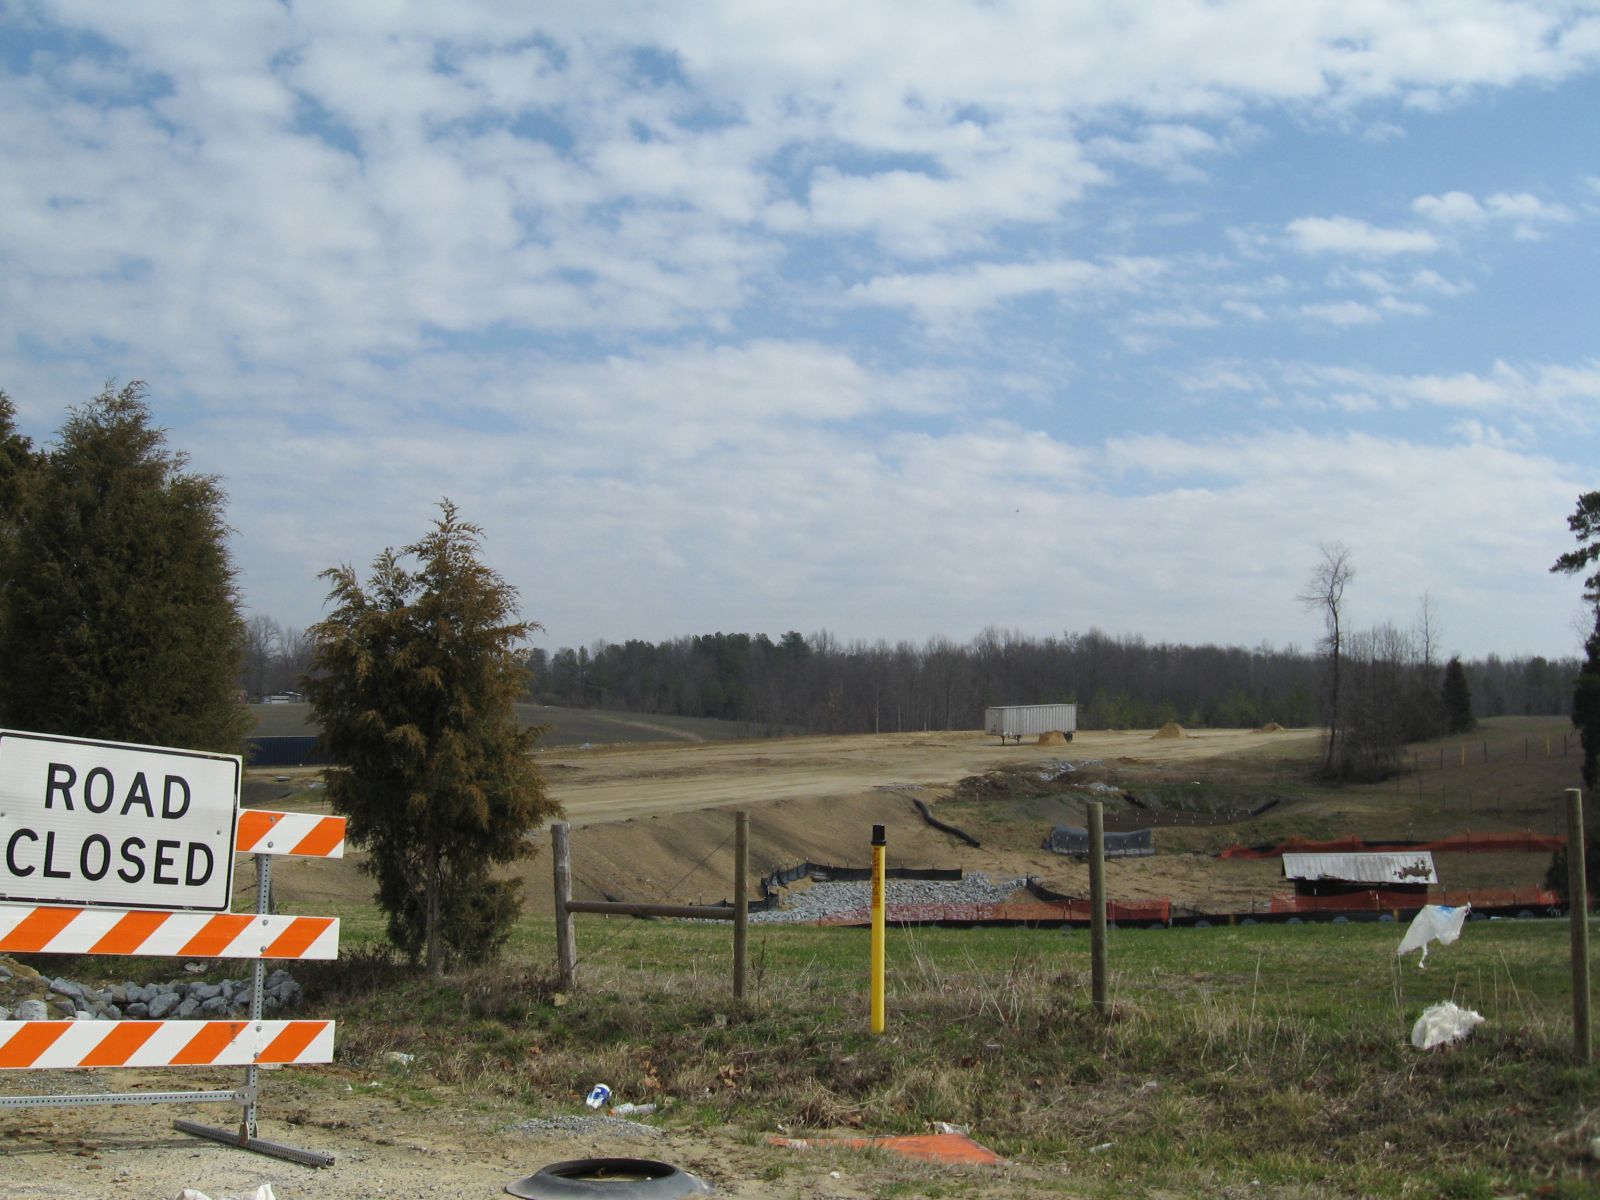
(0, 954, 299, 1021)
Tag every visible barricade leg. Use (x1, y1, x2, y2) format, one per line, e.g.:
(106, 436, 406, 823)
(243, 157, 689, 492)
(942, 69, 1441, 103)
(173, 853, 334, 1168)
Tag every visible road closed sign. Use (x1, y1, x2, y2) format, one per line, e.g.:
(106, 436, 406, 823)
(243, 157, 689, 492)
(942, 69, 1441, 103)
(0, 729, 240, 911)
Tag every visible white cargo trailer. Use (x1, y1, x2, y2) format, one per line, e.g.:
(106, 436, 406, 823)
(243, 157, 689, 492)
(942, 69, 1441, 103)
(985, 703, 1077, 744)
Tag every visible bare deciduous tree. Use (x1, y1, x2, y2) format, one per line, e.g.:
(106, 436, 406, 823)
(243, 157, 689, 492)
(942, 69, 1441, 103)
(242, 614, 281, 701)
(1298, 541, 1355, 776)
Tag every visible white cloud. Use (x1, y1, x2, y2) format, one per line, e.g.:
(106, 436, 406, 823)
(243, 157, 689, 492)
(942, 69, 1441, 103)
(1414, 189, 1573, 225)
(771, 134, 1107, 259)
(1412, 190, 1486, 224)
(1299, 295, 1430, 326)
(4, 3, 1598, 661)
(1410, 268, 1472, 297)
(1188, 359, 1600, 430)
(1287, 216, 1439, 256)
(1301, 300, 1381, 326)
(849, 256, 1166, 323)
(1086, 122, 1225, 180)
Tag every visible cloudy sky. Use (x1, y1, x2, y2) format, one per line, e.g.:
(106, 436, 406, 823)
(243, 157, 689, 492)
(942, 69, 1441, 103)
(3, 2, 1597, 661)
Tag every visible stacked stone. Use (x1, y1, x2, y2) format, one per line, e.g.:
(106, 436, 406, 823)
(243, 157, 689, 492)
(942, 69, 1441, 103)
(0, 957, 300, 1022)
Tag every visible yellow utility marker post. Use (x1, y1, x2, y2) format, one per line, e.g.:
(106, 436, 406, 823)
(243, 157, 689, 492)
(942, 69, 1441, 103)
(870, 823, 886, 1034)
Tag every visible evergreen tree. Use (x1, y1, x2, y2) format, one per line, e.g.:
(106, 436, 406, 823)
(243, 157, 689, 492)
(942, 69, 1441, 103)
(305, 501, 559, 974)
(0, 383, 248, 752)
(1545, 492, 1600, 904)
(1550, 491, 1600, 794)
(0, 391, 37, 637)
(0, 389, 33, 512)
(1441, 656, 1475, 735)
(1573, 611, 1600, 796)
(1551, 491, 1600, 607)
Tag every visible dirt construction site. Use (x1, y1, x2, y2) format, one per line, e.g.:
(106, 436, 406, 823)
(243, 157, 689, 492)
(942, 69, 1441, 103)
(525, 725, 1324, 916)
(3, 719, 1580, 1199)
(264, 720, 1571, 920)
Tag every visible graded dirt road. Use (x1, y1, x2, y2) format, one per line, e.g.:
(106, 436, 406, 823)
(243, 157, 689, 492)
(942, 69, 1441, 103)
(540, 727, 1313, 827)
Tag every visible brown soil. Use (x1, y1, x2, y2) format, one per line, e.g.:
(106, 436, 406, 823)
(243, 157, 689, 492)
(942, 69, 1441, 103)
(1, 1066, 918, 1199)
(257, 722, 1560, 922)
(1151, 722, 1186, 739)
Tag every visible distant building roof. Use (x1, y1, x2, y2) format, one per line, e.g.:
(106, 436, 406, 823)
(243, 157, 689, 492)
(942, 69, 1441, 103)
(1282, 851, 1437, 886)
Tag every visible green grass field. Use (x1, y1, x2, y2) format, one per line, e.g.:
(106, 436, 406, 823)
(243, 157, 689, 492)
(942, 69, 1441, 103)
(283, 907, 1599, 1198)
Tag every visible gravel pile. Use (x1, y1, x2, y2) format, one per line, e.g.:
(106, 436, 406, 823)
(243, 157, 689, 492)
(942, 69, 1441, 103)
(751, 871, 1028, 924)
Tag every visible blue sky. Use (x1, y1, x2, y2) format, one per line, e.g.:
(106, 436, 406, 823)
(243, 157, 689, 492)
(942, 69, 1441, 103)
(2, 2, 1597, 660)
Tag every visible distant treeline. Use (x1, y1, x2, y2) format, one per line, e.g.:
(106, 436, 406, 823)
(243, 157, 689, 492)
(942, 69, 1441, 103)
(523, 628, 1579, 735)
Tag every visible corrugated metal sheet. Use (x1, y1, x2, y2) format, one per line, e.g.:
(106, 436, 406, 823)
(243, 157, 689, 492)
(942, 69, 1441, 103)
(1281, 851, 1437, 885)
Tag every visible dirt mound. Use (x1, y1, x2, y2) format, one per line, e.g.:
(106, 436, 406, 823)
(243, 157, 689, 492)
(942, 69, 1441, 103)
(1152, 722, 1186, 740)
(1256, 721, 1286, 732)
(1037, 730, 1068, 745)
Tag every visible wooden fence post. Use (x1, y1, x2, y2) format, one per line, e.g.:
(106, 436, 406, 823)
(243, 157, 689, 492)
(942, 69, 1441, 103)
(1568, 790, 1591, 1064)
(733, 810, 749, 1002)
(553, 821, 576, 992)
(1089, 801, 1108, 1016)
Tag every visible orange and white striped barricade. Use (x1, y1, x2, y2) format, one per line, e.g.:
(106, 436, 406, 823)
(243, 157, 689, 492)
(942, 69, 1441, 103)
(0, 729, 345, 1167)
(0, 808, 345, 1165)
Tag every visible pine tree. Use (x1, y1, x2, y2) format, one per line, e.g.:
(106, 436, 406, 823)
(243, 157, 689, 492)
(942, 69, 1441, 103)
(305, 501, 559, 973)
(1551, 491, 1600, 607)
(1573, 610, 1600, 796)
(1440, 656, 1475, 735)
(1550, 490, 1600, 793)
(0, 391, 37, 638)
(0, 383, 248, 752)
(1545, 493, 1600, 904)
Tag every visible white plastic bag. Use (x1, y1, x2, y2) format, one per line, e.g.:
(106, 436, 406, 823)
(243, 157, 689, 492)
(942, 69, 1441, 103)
(1411, 1000, 1484, 1049)
(1396, 903, 1470, 969)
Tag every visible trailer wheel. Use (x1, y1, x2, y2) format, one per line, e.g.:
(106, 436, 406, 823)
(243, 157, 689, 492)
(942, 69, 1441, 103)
(1516, 909, 1536, 920)
(1285, 917, 1304, 925)
(1240, 918, 1257, 926)
(1193, 919, 1212, 929)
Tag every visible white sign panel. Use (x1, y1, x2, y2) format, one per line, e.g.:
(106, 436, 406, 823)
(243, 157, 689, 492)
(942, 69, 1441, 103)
(0, 730, 239, 912)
